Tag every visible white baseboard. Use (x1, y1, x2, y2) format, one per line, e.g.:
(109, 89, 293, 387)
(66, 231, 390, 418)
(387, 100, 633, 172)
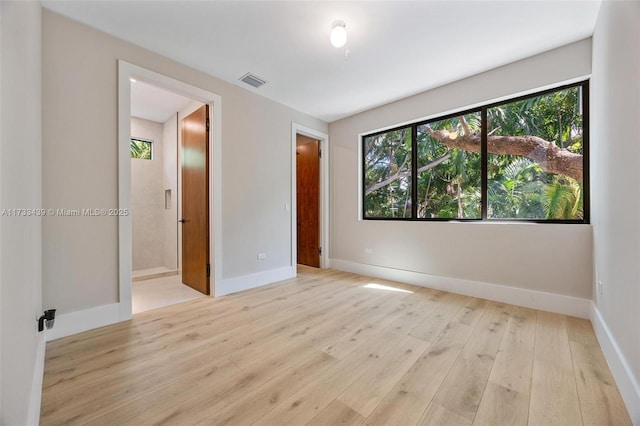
(45, 303, 121, 342)
(590, 303, 640, 425)
(43, 267, 297, 340)
(216, 266, 295, 297)
(330, 259, 590, 318)
(26, 333, 46, 425)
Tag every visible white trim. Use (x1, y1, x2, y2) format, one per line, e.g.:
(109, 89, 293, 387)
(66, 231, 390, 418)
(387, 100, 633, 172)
(26, 334, 46, 426)
(216, 266, 295, 297)
(590, 303, 640, 424)
(291, 123, 330, 270)
(358, 132, 364, 221)
(117, 61, 133, 320)
(44, 303, 120, 341)
(211, 98, 223, 295)
(118, 61, 223, 314)
(330, 258, 591, 318)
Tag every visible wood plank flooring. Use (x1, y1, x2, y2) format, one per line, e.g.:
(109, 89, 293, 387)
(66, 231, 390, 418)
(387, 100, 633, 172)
(40, 267, 631, 426)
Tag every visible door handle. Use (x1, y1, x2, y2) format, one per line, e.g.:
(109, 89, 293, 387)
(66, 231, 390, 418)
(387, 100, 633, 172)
(179, 219, 188, 223)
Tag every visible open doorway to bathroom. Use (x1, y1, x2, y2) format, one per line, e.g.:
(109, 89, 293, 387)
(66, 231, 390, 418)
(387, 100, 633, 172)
(130, 80, 206, 314)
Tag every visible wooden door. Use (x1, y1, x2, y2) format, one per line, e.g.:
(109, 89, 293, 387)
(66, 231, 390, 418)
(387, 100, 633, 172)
(296, 135, 320, 268)
(181, 105, 210, 294)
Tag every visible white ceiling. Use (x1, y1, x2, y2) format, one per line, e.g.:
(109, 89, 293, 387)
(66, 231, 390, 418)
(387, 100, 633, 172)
(131, 80, 195, 123)
(42, 1, 601, 123)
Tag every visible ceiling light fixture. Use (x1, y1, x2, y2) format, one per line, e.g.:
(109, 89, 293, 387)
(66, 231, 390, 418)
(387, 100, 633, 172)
(129, 77, 137, 83)
(330, 21, 347, 48)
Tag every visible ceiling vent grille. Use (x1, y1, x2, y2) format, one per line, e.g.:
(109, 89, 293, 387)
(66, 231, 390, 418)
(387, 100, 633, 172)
(239, 72, 267, 88)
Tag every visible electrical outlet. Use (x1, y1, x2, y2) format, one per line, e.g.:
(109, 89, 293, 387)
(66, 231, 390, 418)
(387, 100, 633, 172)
(597, 280, 603, 295)
(257, 253, 266, 260)
(364, 248, 372, 254)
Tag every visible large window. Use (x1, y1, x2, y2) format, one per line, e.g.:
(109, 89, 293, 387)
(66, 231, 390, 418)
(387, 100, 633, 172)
(362, 81, 589, 223)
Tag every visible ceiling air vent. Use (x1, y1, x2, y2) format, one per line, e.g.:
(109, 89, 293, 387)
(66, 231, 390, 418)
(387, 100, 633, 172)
(239, 72, 267, 88)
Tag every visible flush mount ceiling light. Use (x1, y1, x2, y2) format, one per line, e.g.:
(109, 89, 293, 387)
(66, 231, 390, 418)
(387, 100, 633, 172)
(330, 21, 347, 48)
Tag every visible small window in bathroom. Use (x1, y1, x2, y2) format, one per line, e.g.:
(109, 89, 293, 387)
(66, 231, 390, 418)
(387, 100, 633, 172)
(130, 138, 153, 160)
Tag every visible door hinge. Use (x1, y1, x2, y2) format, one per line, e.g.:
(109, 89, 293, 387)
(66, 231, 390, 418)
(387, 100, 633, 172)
(206, 263, 211, 278)
(206, 118, 210, 132)
(318, 147, 322, 158)
(318, 247, 322, 256)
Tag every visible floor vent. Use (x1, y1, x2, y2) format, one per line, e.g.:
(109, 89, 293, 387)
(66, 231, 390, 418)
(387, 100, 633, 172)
(239, 72, 267, 88)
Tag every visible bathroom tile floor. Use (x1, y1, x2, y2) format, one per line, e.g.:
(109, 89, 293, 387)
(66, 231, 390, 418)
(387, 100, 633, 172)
(132, 274, 204, 314)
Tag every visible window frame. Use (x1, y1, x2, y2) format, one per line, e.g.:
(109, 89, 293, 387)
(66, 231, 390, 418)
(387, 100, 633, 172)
(361, 80, 590, 224)
(130, 137, 154, 160)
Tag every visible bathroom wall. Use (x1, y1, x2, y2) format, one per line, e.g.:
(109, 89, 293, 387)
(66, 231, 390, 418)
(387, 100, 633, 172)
(131, 117, 165, 271)
(162, 113, 178, 270)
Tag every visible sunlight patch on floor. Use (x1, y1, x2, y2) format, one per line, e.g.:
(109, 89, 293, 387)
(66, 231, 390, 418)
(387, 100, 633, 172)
(362, 283, 413, 293)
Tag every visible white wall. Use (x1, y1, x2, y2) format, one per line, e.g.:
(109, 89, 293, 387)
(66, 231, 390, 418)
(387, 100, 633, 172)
(0, 1, 43, 424)
(162, 114, 178, 270)
(131, 117, 165, 271)
(329, 39, 594, 304)
(590, 1, 640, 422)
(41, 10, 327, 314)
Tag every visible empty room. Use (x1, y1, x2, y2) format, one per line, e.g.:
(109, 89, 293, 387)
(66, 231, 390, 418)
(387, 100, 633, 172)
(1, 0, 639, 425)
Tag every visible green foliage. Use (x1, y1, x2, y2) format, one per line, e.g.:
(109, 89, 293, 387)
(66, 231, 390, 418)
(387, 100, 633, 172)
(363, 86, 584, 221)
(363, 128, 412, 218)
(488, 87, 583, 152)
(416, 113, 481, 219)
(486, 87, 583, 220)
(488, 156, 546, 219)
(544, 179, 583, 220)
(131, 139, 152, 160)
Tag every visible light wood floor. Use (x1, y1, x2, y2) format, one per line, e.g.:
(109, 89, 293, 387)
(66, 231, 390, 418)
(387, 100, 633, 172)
(41, 267, 631, 426)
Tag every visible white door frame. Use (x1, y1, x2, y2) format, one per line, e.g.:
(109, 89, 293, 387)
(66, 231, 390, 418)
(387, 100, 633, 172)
(118, 61, 222, 320)
(291, 123, 330, 271)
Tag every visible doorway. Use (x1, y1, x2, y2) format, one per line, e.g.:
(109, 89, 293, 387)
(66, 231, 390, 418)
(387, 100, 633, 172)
(129, 81, 209, 313)
(296, 134, 320, 268)
(291, 123, 330, 272)
(119, 61, 221, 320)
